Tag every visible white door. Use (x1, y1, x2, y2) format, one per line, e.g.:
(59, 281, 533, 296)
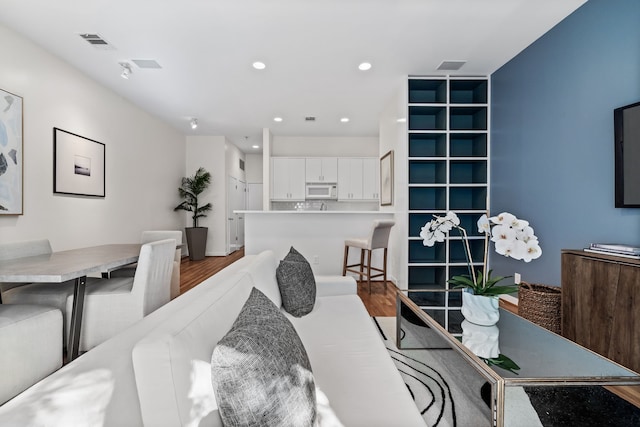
(228, 177, 238, 253)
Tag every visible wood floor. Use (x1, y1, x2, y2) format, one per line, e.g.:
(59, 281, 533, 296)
(179, 248, 397, 317)
(180, 250, 640, 408)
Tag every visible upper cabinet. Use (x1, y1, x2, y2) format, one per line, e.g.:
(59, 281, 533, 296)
(338, 157, 379, 201)
(305, 157, 338, 183)
(271, 157, 305, 201)
(362, 158, 379, 200)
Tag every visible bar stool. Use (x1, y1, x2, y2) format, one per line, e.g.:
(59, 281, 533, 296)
(342, 220, 395, 294)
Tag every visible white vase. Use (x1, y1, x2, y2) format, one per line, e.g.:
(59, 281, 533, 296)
(461, 291, 500, 326)
(461, 320, 500, 359)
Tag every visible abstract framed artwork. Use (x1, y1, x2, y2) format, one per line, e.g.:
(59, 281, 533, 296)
(53, 127, 105, 197)
(380, 150, 394, 206)
(0, 88, 24, 215)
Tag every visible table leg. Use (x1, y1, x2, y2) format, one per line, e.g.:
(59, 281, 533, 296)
(68, 275, 86, 360)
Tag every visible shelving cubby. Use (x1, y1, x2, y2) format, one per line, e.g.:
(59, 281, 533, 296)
(406, 76, 489, 334)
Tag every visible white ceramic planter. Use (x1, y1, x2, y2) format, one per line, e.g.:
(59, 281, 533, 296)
(461, 320, 500, 359)
(461, 291, 500, 326)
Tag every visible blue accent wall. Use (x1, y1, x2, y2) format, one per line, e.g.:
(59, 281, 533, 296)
(490, 0, 640, 286)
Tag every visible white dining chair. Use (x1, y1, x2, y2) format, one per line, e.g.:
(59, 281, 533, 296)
(0, 239, 63, 294)
(109, 230, 183, 299)
(1, 239, 76, 343)
(0, 304, 63, 405)
(66, 239, 175, 352)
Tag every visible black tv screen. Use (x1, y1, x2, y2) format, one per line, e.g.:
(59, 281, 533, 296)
(614, 101, 640, 207)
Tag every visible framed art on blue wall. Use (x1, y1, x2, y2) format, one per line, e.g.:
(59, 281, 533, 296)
(0, 88, 23, 215)
(53, 127, 105, 197)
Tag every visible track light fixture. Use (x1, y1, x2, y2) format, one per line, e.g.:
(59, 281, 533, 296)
(190, 118, 198, 129)
(120, 62, 132, 79)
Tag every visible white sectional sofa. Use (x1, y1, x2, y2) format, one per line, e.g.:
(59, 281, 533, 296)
(0, 250, 424, 426)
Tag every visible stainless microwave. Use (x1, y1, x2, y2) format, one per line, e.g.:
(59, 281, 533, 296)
(305, 184, 337, 199)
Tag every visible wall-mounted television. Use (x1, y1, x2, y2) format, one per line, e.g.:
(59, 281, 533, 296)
(614, 101, 640, 207)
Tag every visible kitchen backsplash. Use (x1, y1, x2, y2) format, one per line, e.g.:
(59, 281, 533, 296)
(271, 200, 379, 211)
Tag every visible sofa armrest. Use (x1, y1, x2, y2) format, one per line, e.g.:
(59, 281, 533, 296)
(315, 275, 357, 297)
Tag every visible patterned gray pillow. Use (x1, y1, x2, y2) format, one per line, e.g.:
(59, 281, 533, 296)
(284, 246, 308, 263)
(211, 287, 316, 427)
(276, 258, 317, 317)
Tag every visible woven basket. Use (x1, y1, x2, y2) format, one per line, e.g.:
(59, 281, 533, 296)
(518, 282, 562, 334)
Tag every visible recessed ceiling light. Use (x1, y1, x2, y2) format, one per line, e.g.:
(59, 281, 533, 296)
(273, 117, 283, 122)
(190, 118, 198, 129)
(396, 118, 407, 123)
(252, 61, 266, 70)
(358, 62, 372, 71)
(340, 117, 350, 123)
(252, 145, 260, 149)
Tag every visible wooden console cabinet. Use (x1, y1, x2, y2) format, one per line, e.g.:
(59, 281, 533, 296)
(562, 249, 640, 373)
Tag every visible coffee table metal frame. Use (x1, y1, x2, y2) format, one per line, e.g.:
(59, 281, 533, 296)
(396, 289, 640, 427)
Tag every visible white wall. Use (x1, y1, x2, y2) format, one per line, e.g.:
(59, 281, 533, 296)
(379, 83, 408, 288)
(185, 136, 227, 256)
(0, 24, 185, 250)
(272, 136, 379, 157)
(245, 154, 263, 183)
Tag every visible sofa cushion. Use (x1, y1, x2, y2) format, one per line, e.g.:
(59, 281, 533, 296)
(276, 259, 316, 317)
(211, 287, 316, 427)
(285, 295, 425, 427)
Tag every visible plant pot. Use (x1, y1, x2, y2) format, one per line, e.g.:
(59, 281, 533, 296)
(185, 227, 208, 261)
(461, 320, 500, 359)
(461, 290, 500, 326)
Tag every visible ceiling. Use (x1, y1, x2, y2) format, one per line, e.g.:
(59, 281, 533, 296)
(0, 0, 586, 153)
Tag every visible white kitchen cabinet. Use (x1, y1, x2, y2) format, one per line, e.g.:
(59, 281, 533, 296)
(338, 158, 379, 201)
(305, 157, 337, 182)
(271, 158, 305, 201)
(338, 158, 363, 200)
(362, 157, 379, 200)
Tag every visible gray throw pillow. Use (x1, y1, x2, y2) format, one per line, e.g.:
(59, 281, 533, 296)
(211, 288, 316, 427)
(276, 258, 317, 317)
(284, 246, 308, 264)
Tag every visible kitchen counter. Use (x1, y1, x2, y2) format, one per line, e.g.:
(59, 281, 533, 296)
(241, 210, 396, 275)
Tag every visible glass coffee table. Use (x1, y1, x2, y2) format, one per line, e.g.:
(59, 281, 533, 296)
(396, 290, 640, 427)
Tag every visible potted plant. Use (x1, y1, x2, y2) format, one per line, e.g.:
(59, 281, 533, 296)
(421, 211, 541, 367)
(174, 167, 212, 261)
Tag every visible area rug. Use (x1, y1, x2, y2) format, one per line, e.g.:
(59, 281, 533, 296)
(373, 316, 542, 427)
(374, 316, 640, 427)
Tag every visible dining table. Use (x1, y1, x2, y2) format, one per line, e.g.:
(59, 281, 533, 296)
(0, 244, 141, 360)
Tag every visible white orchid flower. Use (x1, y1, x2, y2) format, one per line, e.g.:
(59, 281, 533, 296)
(420, 227, 436, 247)
(477, 214, 491, 235)
(489, 212, 516, 226)
(490, 224, 516, 244)
(433, 229, 446, 243)
(444, 211, 460, 226)
(522, 241, 542, 262)
(510, 218, 529, 230)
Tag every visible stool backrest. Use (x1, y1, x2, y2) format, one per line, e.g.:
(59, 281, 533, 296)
(368, 220, 395, 249)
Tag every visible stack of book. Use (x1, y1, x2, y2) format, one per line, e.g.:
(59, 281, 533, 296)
(584, 243, 640, 259)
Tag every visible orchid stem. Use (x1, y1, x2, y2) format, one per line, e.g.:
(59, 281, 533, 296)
(457, 226, 477, 288)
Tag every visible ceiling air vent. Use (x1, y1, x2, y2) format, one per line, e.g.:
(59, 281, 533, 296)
(79, 33, 114, 50)
(132, 59, 162, 69)
(305, 117, 316, 122)
(437, 60, 466, 71)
